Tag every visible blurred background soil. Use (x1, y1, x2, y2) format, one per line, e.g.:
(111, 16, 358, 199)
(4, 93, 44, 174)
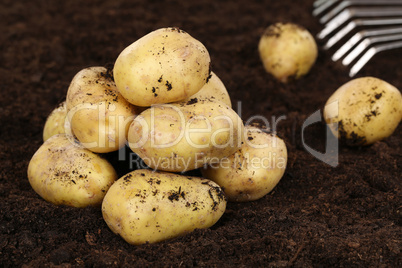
(0, 0, 401, 266)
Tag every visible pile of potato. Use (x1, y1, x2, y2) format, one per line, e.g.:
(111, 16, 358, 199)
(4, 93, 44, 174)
(29, 24, 401, 245)
(28, 27, 288, 245)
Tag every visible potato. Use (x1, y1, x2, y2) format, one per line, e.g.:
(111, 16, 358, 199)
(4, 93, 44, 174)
(66, 66, 137, 153)
(27, 134, 117, 207)
(182, 71, 232, 107)
(43, 101, 71, 141)
(102, 169, 226, 245)
(113, 27, 211, 107)
(258, 22, 317, 83)
(324, 77, 402, 146)
(202, 126, 287, 202)
(127, 99, 244, 172)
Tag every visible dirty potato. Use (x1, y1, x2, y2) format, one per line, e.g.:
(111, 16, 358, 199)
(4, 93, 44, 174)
(127, 99, 244, 172)
(66, 66, 137, 153)
(43, 101, 71, 141)
(258, 22, 317, 83)
(202, 126, 287, 202)
(113, 27, 211, 107)
(183, 71, 232, 107)
(324, 77, 402, 146)
(27, 134, 117, 207)
(102, 169, 226, 245)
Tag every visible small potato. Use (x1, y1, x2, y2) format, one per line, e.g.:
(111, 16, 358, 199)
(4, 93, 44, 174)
(127, 99, 244, 172)
(324, 77, 402, 146)
(113, 27, 211, 107)
(258, 22, 317, 83)
(43, 101, 71, 141)
(66, 66, 137, 153)
(27, 134, 117, 207)
(202, 126, 287, 202)
(182, 72, 232, 107)
(102, 169, 226, 245)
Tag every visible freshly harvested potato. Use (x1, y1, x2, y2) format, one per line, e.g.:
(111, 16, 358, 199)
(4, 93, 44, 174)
(324, 77, 402, 146)
(66, 66, 137, 153)
(27, 134, 117, 207)
(127, 99, 244, 172)
(43, 101, 71, 141)
(258, 22, 317, 83)
(113, 27, 211, 107)
(182, 72, 232, 107)
(102, 169, 227, 245)
(202, 126, 287, 202)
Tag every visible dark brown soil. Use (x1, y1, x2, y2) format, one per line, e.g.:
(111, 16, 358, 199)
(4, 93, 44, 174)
(1, 0, 401, 267)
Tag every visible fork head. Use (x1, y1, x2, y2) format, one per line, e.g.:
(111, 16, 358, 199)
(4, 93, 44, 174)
(314, 0, 402, 77)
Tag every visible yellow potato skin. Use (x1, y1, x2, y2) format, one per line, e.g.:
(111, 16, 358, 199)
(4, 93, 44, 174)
(127, 99, 244, 172)
(324, 77, 402, 146)
(27, 134, 117, 207)
(66, 66, 137, 153)
(183, 72, 232, 107)
(258, 23, 317, 83)
(102, 169, 227, 245)
(43, 101, 71, 141)
(113, 27, 211, 107)
(202, 126, 288, 202)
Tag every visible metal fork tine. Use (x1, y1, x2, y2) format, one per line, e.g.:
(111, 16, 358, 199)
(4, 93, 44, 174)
(349, 40, 402, 77)
(318, 9, 351, 39)
(332, 26, 402, 61)
(324, 21, 357, 49)
(342, 33, 402, 65)
(332, 31, 364, 61)
(318, 7, 402, 39)
(314, 0, 332, 8)
(315, 1, 402, 76)
(320, 0, 402, 24)
(313, 0, 339, 17)
(323, 18, 402, 49)
(358, 18, 402, 26)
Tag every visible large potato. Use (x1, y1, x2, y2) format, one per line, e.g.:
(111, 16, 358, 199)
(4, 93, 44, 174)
(102, 169, 227, 245)
(113, 27, 211, 107)
(324, 77, 402, 146)
(43, 101, 71, 141)
(27, 134, 117, 207)
(66, 66, 137, 153)
(202, 126, 287, 202)
(127, 99, 244, 172)
(258, 22, 317, 83)
(182, 71, 232, 107)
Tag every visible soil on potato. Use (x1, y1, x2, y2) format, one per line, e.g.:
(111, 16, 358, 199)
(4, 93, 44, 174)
(1, 0, 401, 267)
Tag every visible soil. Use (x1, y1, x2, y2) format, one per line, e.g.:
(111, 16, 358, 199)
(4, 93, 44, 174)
(1, 0, 401, 267)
